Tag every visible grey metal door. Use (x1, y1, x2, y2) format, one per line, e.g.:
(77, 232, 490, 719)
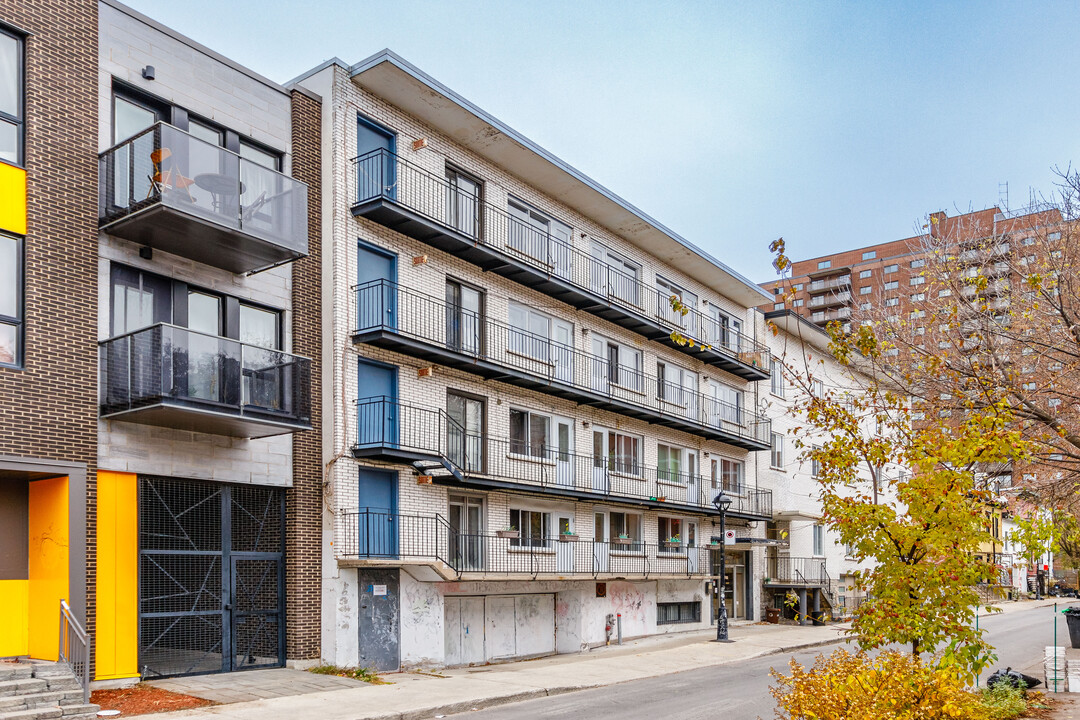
(358, 569, 400, 672)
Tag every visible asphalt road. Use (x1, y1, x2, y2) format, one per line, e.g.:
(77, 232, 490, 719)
(451, 603, 1068, 720)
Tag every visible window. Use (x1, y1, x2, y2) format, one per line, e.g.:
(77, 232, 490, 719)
(817, 260, 831, 270)
(770, 357, 784, 397)
(859, 286, 872, 295)
(885, 297, 899, 307)
(770, 433, 784, 469)
(446, 280, 484, 354)
(590, 242, 639, 306)
(1050, 232, 1062, 241)
(657, 444, 696, 483)
(0, 233, 21, 366)
(911, 309, 925, 318)
(1021, 236, 1035, 246)
(884, 264, 898, 274)
(812, 524, 824, 556)
(884, 281, 898, 290)
(656, 275, 698, 332)
(657, 601, 700, 625)
(811, 447, 821, 478)
(712, 457, 744, 492)
(447, 392, 485, 473)
(591, 333, 641, 391)
(608, 511, 641, 547)
(792, 299, 803, 307)
(0, 27, 23, 165)
(509, 198, 571, 270)
(862, 251, 876, 260)
(1022, 382, 1036, 391)
(594, 427, 642, 475)
(509, 508, 549, 548)
(910, 276, 925, 286)
(445, 167, 481, 238)
(657, 516, 684, 547)
(859, 270, 872, 279)
(657, 361, 698, 407)
(509, 301, 571, 375)
(859, 302, 872, 311)
(812, 379, 825, 398)
(938, 289, 951, 298)
(509, 408, 550, 458)
(793, 283, 803, 291)
(910, 259, 925, 269)
(910, 293, 925, 302)
(773, 303, 785, 310)
(774, 286, 782, 295)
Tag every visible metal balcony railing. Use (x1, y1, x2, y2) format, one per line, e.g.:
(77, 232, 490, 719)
(808, 292, 850, 308)
(353, 279, 771, 449)
(337, 508, 715, 578)
(766, 556, 833, 595)
(354, 396, 773, 519)
(351, 148, 768, 375)
(99, 122, 308, 273)
(99, 323, 311, 434)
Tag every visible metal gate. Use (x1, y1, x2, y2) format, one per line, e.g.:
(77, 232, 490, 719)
(138, 477, 285, 678)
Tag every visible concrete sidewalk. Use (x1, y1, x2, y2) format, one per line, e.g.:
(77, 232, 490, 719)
(150, 598, 1061, 720)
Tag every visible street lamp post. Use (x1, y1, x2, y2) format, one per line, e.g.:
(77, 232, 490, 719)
(713, 491, 733, 643)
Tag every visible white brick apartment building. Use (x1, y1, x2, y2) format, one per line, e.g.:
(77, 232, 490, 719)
(294, 51, 779, 670)
(762, 309, 892, 622)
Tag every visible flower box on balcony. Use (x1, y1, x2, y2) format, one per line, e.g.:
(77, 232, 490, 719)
(663, 540, 682, 550)
(559, 533, 579, 543)
(612, 537, 633, 546)
(496, 529, 520, 539)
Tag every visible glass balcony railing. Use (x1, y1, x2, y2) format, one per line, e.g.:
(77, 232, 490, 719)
(99, 123, 308, 274)
(99, 323, 311, 437)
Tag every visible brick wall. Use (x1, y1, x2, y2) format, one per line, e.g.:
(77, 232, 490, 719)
(0, 0, 100, 656)
(285, 89, 323, 661)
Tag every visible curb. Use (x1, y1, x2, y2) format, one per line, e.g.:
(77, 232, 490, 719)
(373, 634, 854, 720)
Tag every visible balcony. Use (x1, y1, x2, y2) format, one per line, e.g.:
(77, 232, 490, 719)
(765, 556, 834, 597)
(353, 396, 773, 520)
(807, 292, 850, 309)
(99, 123, 308, 274)
(337, 509, 717, 580)
(806, 275, 851, 295)
(99, 323, 312, 438)
(350, 148, 768, 380)
(353, 280, 771, 450)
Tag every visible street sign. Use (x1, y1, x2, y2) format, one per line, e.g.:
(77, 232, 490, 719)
(725, 530, 736, 545)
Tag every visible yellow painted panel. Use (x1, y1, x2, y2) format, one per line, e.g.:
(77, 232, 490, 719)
(28, 476, 69, 661)
(0, 163, 26, 236)
(0, 580, 29, 656)
(95, 471, 139, 680)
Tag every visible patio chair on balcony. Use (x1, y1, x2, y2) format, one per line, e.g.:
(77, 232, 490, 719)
(147, 147, 196, 202)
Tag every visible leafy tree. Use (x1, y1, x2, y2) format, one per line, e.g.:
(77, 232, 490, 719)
(1010, 506, 1059, 574)
(770, 238, 1029, 679)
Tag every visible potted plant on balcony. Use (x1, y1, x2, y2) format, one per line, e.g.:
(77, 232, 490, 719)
(559, 529, 579, 542)
(496, 526, 519, 540)
(663, 535, 681, 549)
(612, 533, 632, 546)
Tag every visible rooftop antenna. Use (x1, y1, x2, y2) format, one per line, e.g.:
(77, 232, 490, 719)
(998, 181, 1009, 211)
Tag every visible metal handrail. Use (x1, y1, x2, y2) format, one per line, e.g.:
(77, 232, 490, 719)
(354, 396, 773, 518)
(353, 278, 771, 447)
(350, 147, 769, 371)
(59, 599, 90, 704)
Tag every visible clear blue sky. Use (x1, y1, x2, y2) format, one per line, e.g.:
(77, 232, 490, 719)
(124, 0, 1080, 284)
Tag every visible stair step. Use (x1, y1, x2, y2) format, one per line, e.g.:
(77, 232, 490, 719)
(0, 668, 33, 683)
(59, 705, 98, 717)
(0, 707, 63, 720)
(0, 691, 65, 711)
(38, 680, 77, 694)
(0, 680, 48, 698)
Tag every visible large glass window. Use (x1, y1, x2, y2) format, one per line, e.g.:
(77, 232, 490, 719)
(0, 28, 24, 166)
(509, 508, 549, 548)
(509, 408, 549, 458)
(0, 233, 21, 366)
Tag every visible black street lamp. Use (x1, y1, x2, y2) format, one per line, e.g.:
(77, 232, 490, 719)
(713, 490, 733, 643)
